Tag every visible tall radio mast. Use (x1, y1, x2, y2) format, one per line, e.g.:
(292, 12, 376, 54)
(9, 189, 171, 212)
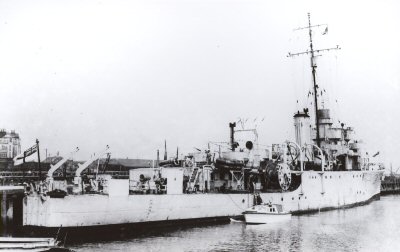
(288, 13, 341, 147)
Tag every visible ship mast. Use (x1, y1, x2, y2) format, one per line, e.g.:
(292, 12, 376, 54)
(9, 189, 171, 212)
(288, 13, 341, 147)
(307, 13, 320, 147)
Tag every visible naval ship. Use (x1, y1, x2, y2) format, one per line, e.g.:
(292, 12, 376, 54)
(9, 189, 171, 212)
(22, 14, 384, 229)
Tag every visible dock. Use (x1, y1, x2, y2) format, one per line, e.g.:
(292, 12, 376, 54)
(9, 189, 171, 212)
(381, 176, 400, 195)
(0, 186, 24, 235)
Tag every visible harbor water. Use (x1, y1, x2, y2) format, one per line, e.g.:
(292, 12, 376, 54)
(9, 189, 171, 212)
(68, 195, 400, 252)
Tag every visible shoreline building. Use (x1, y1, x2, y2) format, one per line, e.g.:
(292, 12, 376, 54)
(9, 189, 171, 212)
(0, 129, 21, 169)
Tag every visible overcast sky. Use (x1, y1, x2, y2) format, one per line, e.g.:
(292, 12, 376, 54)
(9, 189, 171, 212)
(1, 0, 399, 169)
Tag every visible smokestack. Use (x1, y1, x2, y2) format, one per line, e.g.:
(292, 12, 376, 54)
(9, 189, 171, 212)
(294, 109, 311, 163)
(229, 122, 236, 151)
(157, 149, 160, 167)
(164, 140, 167, 160)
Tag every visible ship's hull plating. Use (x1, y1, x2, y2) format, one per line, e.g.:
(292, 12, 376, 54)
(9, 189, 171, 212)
(23, 170, 382, 227)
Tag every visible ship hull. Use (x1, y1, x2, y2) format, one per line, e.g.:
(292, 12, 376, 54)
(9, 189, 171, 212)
(23, 170, 382, 228)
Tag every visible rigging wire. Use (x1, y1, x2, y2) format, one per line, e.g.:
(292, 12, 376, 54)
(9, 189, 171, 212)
(334, 53, 343, 125)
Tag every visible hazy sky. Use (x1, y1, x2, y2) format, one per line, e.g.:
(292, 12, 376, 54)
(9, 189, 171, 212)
(1, 0, 399, 168)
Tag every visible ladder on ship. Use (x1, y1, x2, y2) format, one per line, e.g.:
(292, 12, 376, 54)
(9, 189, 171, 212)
(188, 167, 200, 192)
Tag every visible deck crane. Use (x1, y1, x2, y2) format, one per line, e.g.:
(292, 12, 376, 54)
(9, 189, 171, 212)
(73, 145, 110, 193)
(45, 147, 79, 192)
(47, 147, 79, 178)
(100, 153, 111, 174)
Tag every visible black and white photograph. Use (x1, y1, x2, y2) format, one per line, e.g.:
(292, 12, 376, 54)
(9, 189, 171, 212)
(0, 0, 399, 251)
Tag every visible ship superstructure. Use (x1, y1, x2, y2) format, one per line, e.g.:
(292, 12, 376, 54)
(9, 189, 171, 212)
(22, 14, 384, 229)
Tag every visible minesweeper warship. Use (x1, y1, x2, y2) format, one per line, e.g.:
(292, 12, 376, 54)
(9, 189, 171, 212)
(22, 14, 384, 229)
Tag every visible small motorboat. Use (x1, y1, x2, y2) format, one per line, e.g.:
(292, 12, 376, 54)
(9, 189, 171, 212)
(0, 237, 59, 252)
(243, 203, 291, 224)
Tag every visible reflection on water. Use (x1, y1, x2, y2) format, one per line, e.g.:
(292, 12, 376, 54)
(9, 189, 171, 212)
(70, 195, 400, 251)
